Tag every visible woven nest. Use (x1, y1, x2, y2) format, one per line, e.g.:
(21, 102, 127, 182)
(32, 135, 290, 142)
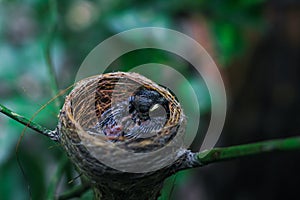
(58, 72, 186, 176)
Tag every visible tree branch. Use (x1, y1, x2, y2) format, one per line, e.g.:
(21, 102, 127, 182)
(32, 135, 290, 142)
(44, 0, 61, 111)
(2, 99, 300, 177)
(190, 136, 300, 167)
(0, 103, 56, 140)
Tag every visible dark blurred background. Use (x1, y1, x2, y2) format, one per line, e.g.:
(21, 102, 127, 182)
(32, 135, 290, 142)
(0, 0, 299, 199)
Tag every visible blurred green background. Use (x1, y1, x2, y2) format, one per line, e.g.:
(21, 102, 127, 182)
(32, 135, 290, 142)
(0, 0, 300, 199)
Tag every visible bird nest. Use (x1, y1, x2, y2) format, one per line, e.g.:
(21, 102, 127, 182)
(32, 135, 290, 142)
(58, 72, 186, 174)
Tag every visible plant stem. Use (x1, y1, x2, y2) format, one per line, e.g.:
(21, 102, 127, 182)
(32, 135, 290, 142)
(44, 0, 61, 111)
(0, 103, 55, 139)
(46, 156, 69, 200)
(192, 136, 300, 167)
(58, 183, 91, 200)
(1, 101, 300, 169)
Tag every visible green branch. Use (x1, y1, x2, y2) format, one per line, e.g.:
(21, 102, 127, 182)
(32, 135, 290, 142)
(44, 0, 61, 111)
(1, 101, 300, 168)
(46, 156, 69, 200)
(0, 103, 56, 140)
(193, 136, 300, 167)
(58, 183, 91, 200)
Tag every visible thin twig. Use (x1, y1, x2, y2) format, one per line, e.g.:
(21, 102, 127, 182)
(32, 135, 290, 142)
(58, 183, 91, 200)
(192, 136, 300, 167)
(44, 0, 61, 111)
(46, 156, 69, 200)
(0, 103, 55, 139)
